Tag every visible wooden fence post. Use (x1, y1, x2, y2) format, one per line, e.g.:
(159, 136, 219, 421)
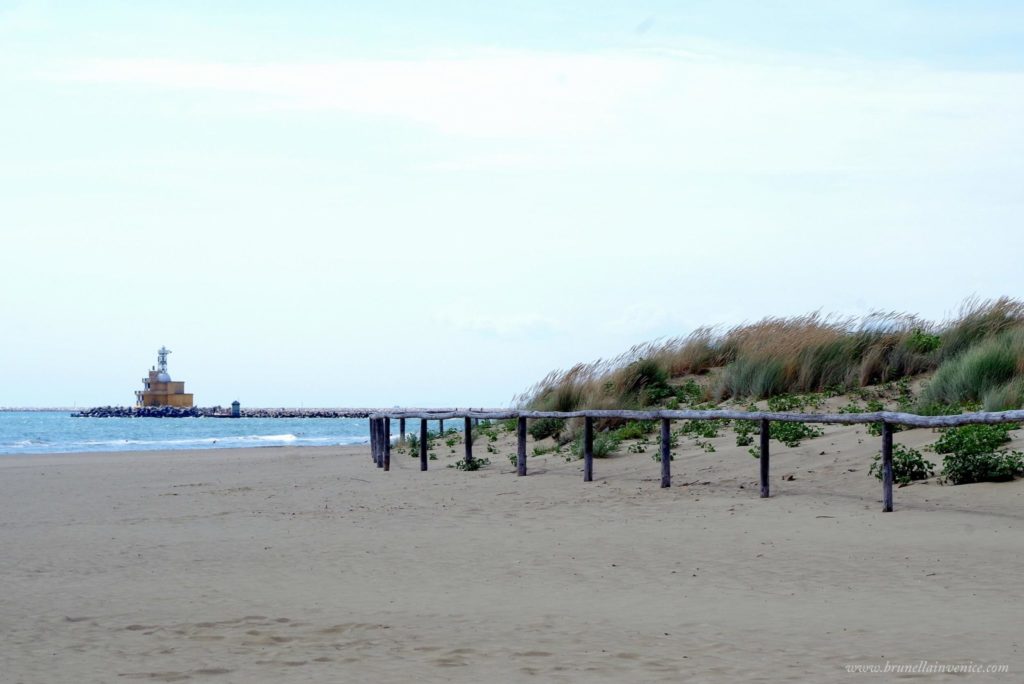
(882, 422, 894, 512)
(399, 417, 406, 444)
(420, 419, 428, 471)
(439, 419, 444, 434)
(372, 417, 380, 464)
(583, 416, 594, 482)
(759, 419, 770, 498)
(517, 417, 527, 476)
(464, 416, 473, 468)
(383, 417, 391, 472)
(660, 418, 671, 488)
(376, 419, 384, 468)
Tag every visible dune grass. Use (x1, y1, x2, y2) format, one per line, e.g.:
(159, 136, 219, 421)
(519, 298, 1024, 418)
(918, 328, 1024, 412)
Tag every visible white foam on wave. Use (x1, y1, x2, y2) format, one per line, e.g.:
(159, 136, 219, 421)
(248, 434, 298, 442)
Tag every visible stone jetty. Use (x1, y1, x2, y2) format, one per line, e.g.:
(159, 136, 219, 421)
(73, 406, 376, 419)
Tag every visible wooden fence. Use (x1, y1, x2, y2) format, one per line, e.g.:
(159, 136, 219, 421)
(364, 408, 1024, 512)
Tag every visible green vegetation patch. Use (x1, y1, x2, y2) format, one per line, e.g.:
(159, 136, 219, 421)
(869, 444, 935, 485)
(930, 423, 1024, 485)
(450, 457, 490, 471)
(528, 417, 564, 441)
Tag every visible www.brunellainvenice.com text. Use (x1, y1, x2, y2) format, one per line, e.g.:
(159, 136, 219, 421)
(845, 660, 1008, 674)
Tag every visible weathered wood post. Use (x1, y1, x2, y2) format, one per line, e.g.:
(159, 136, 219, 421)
(583, 416, 594, 482)
(375, 418, 384, 468)
(464, 416, 473, 468)
(372, 417, 380, 464)
(517, 416, 527, 476)
(420, 418, 428, 471)
(660, 417, 671, 488)
(882, 422, 894, 512)
(399, 417, 406, 444)
(372, 418, 381, 466)
(383, 417, 391, 472)
(439, 419, 444, 434)
(759, 418, 770, 498)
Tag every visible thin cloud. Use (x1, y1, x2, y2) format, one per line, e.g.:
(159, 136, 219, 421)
(60, 53, 665, 137)
(51, 47, 1024, 174)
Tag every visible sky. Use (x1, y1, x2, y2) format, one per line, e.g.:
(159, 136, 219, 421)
(2, 0, 1024, 408)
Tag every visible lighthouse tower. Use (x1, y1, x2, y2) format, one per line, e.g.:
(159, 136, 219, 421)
(135, 346, 194, 407)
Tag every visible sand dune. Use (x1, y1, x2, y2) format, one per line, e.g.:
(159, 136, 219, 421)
(2, 423, 1022, 682)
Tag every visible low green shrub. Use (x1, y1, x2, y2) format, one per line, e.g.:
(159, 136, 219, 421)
(474, 423, 498, 442)
(674, 379, 704, 405)
(451, 456, 490, 471)
(627, 439, 650, 454)
(869, 444, 935, 485)
(528, 417, 563, 441)
(931, 423, 1024, 484)
(767, 394, 824, 412)
(612, 420, 654, 441)
(644, 385, 674, 405)
(770, 421, 823, 447)
(932, 424, 1016, 456)
(942, 450, 1024, 484)
(734, 420, 756, 447)
(906, 328, 942, 354)
(733, 404, 760, 446)
(678, 419, 723, 439)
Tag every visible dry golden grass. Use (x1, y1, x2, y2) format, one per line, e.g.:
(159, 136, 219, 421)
(519, 298, 1024, 412)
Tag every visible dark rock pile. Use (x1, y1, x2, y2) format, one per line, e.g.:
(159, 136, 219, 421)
(73, 406, 373, 418)
(73, 406, 222, 418)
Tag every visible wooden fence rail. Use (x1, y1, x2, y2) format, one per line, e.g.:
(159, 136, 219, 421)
(364, 408, 1024, 512)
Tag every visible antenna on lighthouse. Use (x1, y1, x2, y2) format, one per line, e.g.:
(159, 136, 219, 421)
(157, 346, 172, 373)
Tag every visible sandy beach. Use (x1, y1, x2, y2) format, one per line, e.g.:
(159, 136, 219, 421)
(2, 424, 1022, 683)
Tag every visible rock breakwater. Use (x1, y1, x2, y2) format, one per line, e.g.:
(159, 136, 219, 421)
(73, 406, 376, 418)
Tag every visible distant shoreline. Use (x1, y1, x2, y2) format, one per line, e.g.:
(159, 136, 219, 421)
(0, 407, 79, 412)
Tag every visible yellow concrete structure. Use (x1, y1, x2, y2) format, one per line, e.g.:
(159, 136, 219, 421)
(135, 347, 194, 407)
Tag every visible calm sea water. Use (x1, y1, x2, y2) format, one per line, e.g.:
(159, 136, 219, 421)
(0, 411, 373, 455)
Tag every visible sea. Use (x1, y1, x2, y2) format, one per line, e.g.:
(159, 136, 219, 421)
(0, 411, 373, 455)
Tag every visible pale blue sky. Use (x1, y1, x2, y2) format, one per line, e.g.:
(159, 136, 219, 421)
(2, 1, 1023, 407)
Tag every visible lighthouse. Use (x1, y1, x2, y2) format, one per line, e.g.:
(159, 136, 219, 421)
(135, 346, 194, 407)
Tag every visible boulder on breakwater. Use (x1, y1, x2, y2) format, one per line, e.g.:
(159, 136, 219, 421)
(73, 405, 215, 418)
(73, 406, 373, 418)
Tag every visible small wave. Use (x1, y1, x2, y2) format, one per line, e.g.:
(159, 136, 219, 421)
(247, 434, 298, 442)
